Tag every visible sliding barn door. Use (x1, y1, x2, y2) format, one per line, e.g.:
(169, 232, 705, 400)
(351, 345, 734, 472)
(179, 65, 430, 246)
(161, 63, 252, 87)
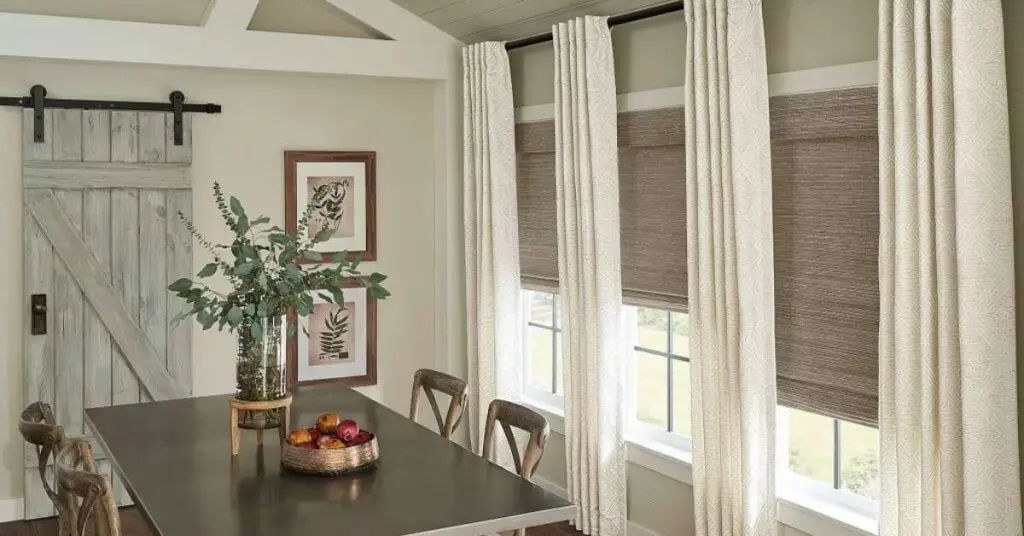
(22, 109, 193, 518)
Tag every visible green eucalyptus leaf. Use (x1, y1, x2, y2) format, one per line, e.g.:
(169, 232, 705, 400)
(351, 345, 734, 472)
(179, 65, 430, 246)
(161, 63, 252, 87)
(236, 262, 257, 276)
(268, 233, 290, 245)
(229, 196, 244, 216)
(251, 216, 271, 226)
(168, 278, 193, 292)
(369, 286, 390, 300)
(313, 228, 334, 243)
(236, 215, 249, 235)
(197, 263, 217, 278)
(227, 306, 243, 325)
(250, 321, 263, 339)
(369, 272, 387, 284)
(316, 292, 333, 303)
(303, 250, 324, 262)
(244, 304, 256, 316)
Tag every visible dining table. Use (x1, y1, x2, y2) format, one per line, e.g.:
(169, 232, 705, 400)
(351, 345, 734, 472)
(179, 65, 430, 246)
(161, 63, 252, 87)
(85, 384, 574, 536)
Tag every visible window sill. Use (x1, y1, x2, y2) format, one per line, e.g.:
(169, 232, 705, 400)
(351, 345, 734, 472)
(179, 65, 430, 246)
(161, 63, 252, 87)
(520, 398, 877, 536)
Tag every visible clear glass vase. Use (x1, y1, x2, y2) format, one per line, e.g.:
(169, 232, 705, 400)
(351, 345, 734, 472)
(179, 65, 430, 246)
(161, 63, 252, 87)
(235, 314, 287, 430)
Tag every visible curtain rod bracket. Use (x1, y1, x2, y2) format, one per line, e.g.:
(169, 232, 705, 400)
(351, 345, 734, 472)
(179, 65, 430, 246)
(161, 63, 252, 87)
(170, 91, 185, 146)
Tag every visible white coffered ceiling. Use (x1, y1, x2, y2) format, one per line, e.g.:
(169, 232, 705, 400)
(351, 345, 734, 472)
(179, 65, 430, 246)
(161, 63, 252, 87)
(392, 0, 678, 43)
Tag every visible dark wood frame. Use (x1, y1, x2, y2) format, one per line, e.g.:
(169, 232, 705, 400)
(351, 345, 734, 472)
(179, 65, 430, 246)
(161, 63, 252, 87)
(285, 150, 377, 262)
(287, 279, 378, 389)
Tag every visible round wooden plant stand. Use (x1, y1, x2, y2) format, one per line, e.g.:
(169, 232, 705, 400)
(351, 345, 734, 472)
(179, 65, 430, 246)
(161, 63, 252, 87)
(229, 395, 293, 456)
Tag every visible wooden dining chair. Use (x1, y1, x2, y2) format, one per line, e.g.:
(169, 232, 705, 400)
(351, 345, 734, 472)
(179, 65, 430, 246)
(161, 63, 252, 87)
(19, 402, 69, 532)
(55, 439, 121, 536)
(409, 368, 469, 440)
(482, 400, 551, 536)
(482, 399, 550, 481)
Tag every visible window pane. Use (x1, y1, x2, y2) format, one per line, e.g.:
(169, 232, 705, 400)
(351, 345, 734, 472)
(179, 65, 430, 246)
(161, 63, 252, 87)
(530, 292, 555, 326)
(528, 327, 554, 392)
(841, 421, 880, 500)
(636, 351, 669, 429)
(670, 312, 690, 358)
(788, 408, 835, 486)
(636, 308, 669, 353)
(671, 360, 691, 437)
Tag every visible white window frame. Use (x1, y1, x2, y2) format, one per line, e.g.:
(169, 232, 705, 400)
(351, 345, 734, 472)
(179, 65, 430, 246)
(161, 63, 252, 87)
(521, 289, 565, 410)
(624, 304, 694, 455)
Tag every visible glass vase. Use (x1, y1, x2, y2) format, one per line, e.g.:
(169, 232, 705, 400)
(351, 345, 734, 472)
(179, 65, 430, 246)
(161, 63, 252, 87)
(235, 314, 287, 430)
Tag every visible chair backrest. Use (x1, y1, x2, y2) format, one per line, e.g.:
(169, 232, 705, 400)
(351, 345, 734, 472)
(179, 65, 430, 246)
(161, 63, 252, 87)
(19, 402, 65, 503)
(482, 400, 550, 480)
(55, 440, 121, 536)
(409, 368, 468, 440)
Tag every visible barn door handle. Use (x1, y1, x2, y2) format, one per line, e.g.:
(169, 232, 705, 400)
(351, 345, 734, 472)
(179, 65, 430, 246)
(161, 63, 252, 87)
(30, 294, 46, 335)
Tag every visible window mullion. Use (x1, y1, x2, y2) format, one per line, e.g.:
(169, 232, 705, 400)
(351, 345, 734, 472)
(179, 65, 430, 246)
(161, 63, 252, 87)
(833, 419, 842, 490)
(666, 313, 674, 433)
(551, 297, 559, 394)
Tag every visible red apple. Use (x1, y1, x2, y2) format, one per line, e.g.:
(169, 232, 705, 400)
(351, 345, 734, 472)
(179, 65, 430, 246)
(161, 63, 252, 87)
(301, 442, 317, 450)
(335, 419, 359, 441)
(345, 431, 373, 447)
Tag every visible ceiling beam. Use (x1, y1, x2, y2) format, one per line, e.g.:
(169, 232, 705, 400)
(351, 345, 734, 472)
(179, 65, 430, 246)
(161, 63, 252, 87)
(201, 0, 261, 30)
(323, 0, 459, 45)
(0, 12, 450, 79)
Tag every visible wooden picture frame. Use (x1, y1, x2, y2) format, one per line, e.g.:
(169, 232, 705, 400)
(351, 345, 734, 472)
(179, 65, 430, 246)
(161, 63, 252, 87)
(285, 150, 377, 262)
(287, 280, 378, 389)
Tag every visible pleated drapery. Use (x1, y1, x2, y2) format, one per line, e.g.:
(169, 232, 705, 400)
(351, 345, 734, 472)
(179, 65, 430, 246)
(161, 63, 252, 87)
(462, 42, 522, 457)
(553, 16, 627, 536)
(878, 1, 1022, 534)
(684, 1, 778, 534)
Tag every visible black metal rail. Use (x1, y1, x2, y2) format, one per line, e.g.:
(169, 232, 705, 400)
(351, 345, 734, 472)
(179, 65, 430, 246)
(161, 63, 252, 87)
(0, 85, 221, 145)
(505, 0, 685, 50)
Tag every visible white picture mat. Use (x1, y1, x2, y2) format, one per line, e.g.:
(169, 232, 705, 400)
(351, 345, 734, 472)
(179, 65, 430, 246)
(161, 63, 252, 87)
(295, 161, 367, 253)
(297, 287, 368, 382)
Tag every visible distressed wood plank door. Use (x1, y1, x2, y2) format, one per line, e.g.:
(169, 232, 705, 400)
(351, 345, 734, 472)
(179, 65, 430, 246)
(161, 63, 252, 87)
(22, 110, 193, 518)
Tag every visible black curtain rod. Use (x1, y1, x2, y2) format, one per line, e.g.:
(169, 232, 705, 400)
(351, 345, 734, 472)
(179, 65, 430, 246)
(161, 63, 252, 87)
(505, 0, 685, 51)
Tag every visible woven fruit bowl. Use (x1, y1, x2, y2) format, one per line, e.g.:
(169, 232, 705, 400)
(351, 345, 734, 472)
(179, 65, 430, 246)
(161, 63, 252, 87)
(281, 412, 380, 476)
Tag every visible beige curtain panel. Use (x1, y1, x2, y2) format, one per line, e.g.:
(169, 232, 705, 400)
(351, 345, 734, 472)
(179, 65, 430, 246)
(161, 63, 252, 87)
(879, 0, 1022, 534)
(553, 15, 627, 536)
(685, 0, 778, 535)
(462, 42, 522, 456)
(770, 87, 880, 428)
(516, 108, 686, 309)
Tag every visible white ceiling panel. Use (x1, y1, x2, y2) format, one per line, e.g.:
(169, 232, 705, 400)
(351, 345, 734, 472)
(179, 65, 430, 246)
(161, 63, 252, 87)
(393, 0, 677, 43)
(0, 0, 210, 25)
(248, 0, 386, 38)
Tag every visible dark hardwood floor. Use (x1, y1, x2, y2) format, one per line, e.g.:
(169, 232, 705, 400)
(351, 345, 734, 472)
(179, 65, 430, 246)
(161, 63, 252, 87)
(0, 508, 583, 536)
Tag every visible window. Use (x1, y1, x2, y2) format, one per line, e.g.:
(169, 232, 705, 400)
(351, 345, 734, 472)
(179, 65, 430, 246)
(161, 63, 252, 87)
(781, 407, 880, 513)
(522, 290, 563, 407)
(630, 307, 691, 451)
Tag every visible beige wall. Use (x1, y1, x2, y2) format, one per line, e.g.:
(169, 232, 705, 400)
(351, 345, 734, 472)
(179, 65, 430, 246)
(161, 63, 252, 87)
(0, 60, 441, 502)
(515, 0, 1000, 535)
(509, 0, 878, 107)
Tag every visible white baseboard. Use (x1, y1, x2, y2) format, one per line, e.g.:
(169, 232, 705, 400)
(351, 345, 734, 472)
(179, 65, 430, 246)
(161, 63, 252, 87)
(0, 498, 23, 523)
(532, 476, 664, 536)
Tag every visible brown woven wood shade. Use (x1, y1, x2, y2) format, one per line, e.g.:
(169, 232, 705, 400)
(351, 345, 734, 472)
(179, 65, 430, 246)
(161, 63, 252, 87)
(770, 87, 880, 427)
(515, 108, 687, 308)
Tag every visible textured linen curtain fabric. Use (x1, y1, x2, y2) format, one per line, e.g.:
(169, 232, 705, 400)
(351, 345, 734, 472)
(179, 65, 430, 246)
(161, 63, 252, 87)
(684, 1, 778, 535)
(553, 16, 627, 536)
(878, 1, 1022, 534)
(462, 42, 522, 455)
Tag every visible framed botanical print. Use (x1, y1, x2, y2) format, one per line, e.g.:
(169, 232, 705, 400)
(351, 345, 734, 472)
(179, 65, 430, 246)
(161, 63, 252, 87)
(287, 283, 378, 388)
(285, 151, 377, 262)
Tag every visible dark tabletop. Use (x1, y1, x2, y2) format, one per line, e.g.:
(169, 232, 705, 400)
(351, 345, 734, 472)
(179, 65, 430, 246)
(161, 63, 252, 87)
(85, 385, 573, 536)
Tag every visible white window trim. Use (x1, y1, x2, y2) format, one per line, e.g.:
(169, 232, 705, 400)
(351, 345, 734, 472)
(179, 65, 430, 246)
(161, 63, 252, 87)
(520, 398, 878, 536)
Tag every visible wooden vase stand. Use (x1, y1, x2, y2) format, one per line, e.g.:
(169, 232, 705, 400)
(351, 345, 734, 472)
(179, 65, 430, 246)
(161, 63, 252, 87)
(229, 395, 293, 456)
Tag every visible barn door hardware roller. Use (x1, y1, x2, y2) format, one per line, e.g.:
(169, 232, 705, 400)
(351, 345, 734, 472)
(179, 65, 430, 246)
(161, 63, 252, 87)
(0, 84, 221, 146)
